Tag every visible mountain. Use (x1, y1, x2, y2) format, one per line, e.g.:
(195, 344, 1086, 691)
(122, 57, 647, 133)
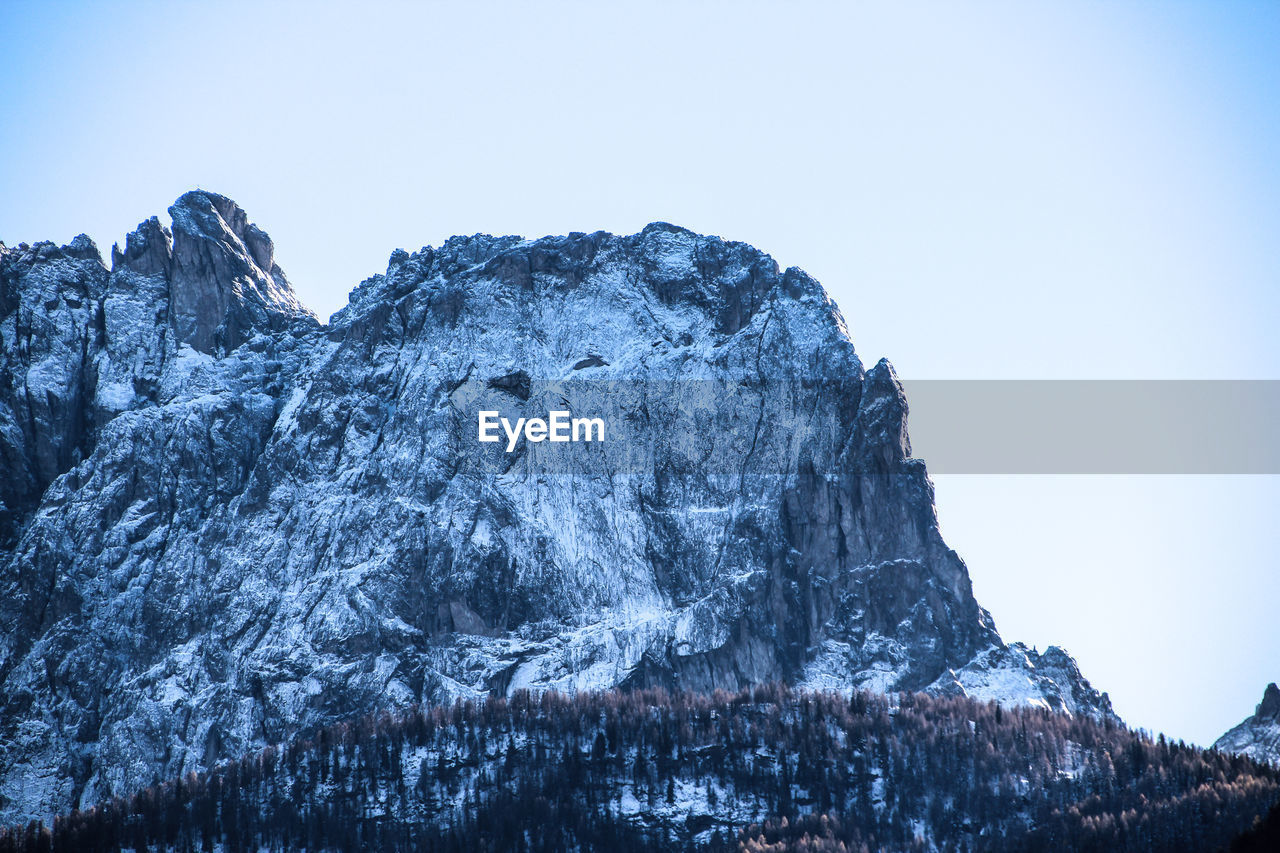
(0, 191, 1112, 824)
(1216, 684, 1280, 767)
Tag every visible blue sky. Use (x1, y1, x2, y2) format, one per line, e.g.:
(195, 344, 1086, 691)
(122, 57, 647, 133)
(2, 1, 1277, 745)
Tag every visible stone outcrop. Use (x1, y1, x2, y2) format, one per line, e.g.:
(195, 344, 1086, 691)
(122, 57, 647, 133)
(1216, 683, 1280, 766)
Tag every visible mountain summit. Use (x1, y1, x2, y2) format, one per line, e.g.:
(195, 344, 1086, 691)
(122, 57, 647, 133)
(0, 193, 1111, 823)
(1216, 683, 1280, 766)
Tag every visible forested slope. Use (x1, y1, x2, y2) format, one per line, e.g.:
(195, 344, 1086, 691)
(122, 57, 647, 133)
(2, 686, 1274, 852)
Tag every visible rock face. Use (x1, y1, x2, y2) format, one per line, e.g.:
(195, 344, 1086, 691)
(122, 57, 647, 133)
(1215, 684, 1280, 766)
(0, 193, 1111, 823)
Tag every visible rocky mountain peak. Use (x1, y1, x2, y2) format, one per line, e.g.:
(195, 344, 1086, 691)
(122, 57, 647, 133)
(1259, 683, 1280, 720)
(1215, 682, 1280, 766)
(165, 190, 315, 352)
(111, 215, 172, 277)
(63, 234, 103, 263)
(853, 358, 913, 466)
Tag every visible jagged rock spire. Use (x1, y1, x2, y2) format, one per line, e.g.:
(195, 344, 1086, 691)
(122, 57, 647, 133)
(1258, 683, 1280, 720)
(166, 190, 315, 352)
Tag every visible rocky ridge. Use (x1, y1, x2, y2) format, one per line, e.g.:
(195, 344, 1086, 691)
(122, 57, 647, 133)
(1216, 683, 1280, 767)
(0, 192, 1111, 823)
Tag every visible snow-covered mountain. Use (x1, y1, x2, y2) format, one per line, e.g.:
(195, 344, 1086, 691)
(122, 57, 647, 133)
(0, 191, 1112, 823)
(1216, 684, 1280, 767)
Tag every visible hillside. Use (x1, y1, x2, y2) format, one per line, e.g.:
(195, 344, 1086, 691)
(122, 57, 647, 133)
(2, 687, 1274, 852)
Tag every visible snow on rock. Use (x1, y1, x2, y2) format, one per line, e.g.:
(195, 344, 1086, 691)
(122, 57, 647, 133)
(928, 643, 1114, 718)
(1215, 683, 1280, 766)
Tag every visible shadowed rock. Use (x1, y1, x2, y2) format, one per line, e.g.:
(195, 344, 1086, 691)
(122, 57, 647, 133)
(166, 190, 315, 353)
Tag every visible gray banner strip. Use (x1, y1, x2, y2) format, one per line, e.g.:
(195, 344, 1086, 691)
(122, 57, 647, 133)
(445, 378, 1279, 476)
(901, 380, 1280, 474)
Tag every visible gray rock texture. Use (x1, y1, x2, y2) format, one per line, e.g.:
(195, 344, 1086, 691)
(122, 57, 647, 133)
(0, 194, 1111, 823)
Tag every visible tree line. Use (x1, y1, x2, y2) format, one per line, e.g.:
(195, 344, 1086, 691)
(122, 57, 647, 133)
(1, 684, 1276, 851)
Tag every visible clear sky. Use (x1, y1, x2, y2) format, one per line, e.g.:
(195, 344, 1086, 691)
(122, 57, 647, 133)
(2, 1, 1277, 746)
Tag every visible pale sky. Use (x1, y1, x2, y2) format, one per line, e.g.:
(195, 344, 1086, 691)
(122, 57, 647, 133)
(2, 0, 1277, 746)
